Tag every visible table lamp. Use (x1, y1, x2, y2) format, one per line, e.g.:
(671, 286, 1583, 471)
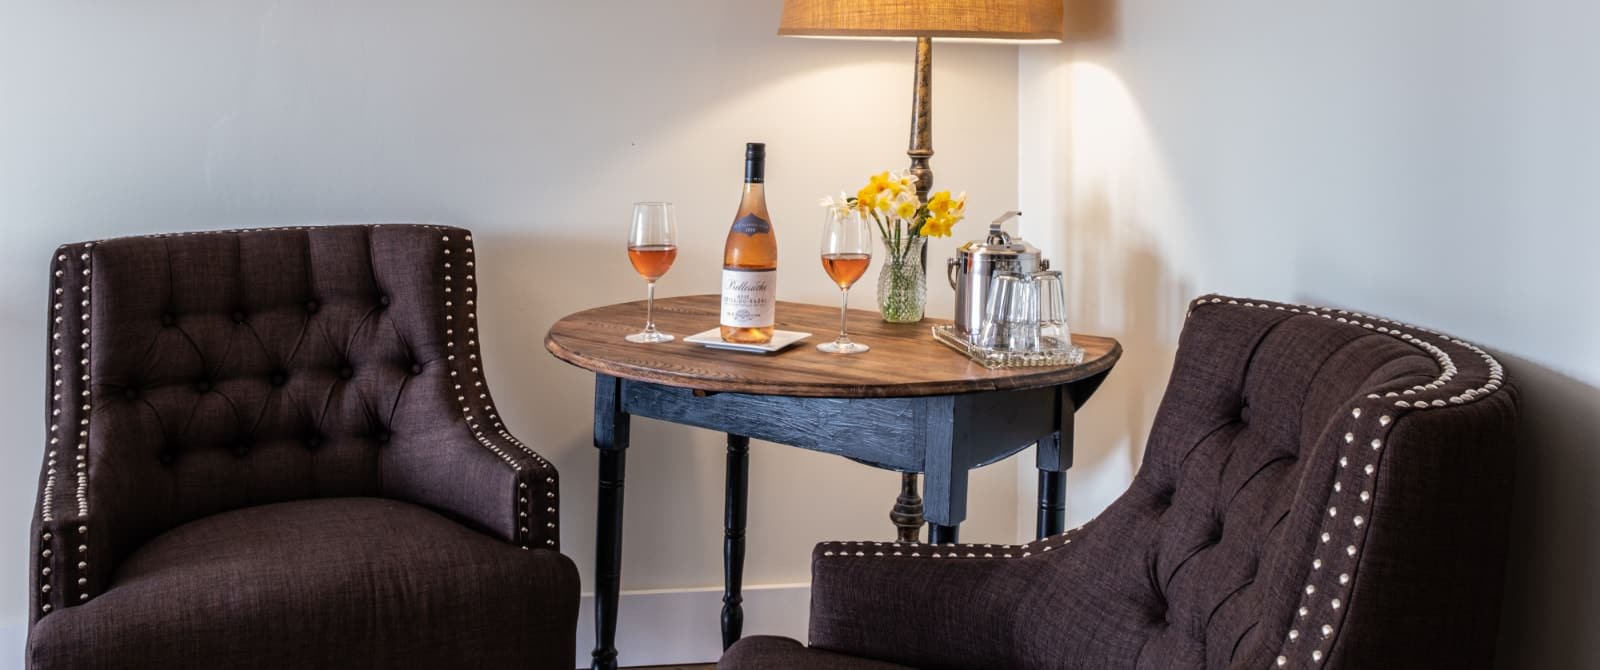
(780, 0, 1065, 544)
(779, 0, 1064, 203)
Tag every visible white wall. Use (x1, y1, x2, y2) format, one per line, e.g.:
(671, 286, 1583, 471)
(0, 1, 1023, 664)
(1019, 0, 1599, 667)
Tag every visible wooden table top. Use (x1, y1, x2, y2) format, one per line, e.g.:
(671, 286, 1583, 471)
(545, 295, 1121, 398)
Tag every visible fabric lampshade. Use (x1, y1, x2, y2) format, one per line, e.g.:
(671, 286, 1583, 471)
(778, 0, 1065, 42)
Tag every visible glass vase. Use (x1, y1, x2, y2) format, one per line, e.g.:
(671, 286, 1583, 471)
(877, 236, 927, 323)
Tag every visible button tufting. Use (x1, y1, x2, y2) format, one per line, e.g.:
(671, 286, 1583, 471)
(305, 435, 323, 450)
(378, 295, 391, 307)
(123, 388, 139, 401)
(339, 366, 354, 380)
(232, 444, 250, 458)
(409, 363, 424, 376)
(305, 300, 320, 314)
(194, 381, 212, 393)
(269, 371, 288, 387)
(375, 430, 392, 445)
(158, 449, 177, 465)
(159, 313, 176, 327)
(231, 311, 247, 324)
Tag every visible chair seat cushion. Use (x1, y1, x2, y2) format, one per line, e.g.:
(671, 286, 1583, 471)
(28, 497, 578, 670)
(720, 636, 918, 670)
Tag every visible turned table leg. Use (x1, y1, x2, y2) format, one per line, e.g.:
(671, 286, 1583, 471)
(1037, 467, 1066, 539)
(722, 434, 750, 650)
(1037, 390, 1076, 539)
(592, 376, 630, 670)
(890, 473, 925, 543)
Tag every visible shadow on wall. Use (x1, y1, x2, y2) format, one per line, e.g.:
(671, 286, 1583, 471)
(467, 228, 724, 588)
(1491, 353, 1600, 669)
(1049, 34, 1195, 520)
(1066, 189, 1191, 484)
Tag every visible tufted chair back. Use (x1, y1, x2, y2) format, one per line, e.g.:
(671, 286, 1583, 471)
(1007, 297, 1519, 668)
(30, 225, 547, 623)
(780, 295, 1518, 670)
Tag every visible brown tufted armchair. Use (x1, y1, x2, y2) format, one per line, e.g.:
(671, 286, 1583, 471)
(721, 296, 1519, 669)
(27, 225, 578, 669)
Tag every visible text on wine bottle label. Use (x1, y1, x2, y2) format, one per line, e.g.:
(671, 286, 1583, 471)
(721, 268, 777, 327)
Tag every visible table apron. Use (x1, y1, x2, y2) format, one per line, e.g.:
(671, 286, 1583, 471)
(619, 381, 1065, 473)
(621, 381, 923, 471)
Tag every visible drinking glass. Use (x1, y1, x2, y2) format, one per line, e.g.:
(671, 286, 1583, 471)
(1006, 275, 1041, 351)
(817, 208, 872, 354)
(1034, 270, 1070, 346)
(625, 202, 677, 343)
(977, 273, 1021, 349)
(978, 272, 1040, 351)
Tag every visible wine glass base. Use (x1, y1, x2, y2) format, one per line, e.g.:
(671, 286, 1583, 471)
(625, 331, 675, 344)
(817, 341, 869, 354)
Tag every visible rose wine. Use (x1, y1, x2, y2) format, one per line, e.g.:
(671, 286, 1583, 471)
(721, 142, 777, 343)
(820, 253, 870, 289)
(627, 244, 677, 281)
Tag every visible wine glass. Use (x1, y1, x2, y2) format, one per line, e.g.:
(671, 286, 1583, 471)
(817, 208, 872, 354)
(625, 202, 677, 343)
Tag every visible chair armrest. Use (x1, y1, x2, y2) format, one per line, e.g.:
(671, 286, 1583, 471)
(384, 425, 561, 551)
(29, 511, 105, 625)
(808, 534, 1076, 669)
(380, 228, 561, 551)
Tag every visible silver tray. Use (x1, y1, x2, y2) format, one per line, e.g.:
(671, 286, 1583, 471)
(931, 324, 1084, 369)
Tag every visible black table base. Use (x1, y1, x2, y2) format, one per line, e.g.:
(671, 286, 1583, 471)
(587, 371, 1107, 669)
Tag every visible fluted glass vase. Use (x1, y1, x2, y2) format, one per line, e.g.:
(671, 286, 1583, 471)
(877, 235, 927, 323)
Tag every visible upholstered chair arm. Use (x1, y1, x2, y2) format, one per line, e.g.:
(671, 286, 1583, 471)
(386, 426, 561, 552)
(806, 531, 1083, 670)
(28, 513, 102, 626)
(30, 244, 113, 624)
(380, 229, 561, 551)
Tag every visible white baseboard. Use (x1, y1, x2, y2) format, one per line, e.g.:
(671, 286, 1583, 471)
(577, 583, 810, 668)
(0, 585, 810, 669)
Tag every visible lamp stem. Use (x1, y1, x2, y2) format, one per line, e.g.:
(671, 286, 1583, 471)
(895, 36, 934, 543)
(907, 36, 934, 203)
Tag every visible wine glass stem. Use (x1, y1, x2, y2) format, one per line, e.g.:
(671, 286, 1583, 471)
(644, 281, 657, 334)
(838, 288, 849, 341)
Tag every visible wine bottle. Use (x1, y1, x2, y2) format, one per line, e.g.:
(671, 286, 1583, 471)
(721, 142, 777, 343)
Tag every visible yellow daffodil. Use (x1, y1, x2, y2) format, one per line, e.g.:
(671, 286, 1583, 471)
(857, 185, 879, 210)
(874, 189, 896, 216)
(894, 199, 918, 220)
(832, 170, 964, 246)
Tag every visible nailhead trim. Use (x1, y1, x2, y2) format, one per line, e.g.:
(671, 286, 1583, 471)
(1193, 295, 1509, 669)
(441, 232, 559, 551)
(37, 244, 100, 617)
(816, 525, 1087, 561)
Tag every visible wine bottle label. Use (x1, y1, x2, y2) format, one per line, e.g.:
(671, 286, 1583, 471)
(730, 213, 771, 236)
(721, 268, 776, 327)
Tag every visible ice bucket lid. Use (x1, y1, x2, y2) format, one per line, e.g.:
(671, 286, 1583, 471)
(955, 212, 1041, 263)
